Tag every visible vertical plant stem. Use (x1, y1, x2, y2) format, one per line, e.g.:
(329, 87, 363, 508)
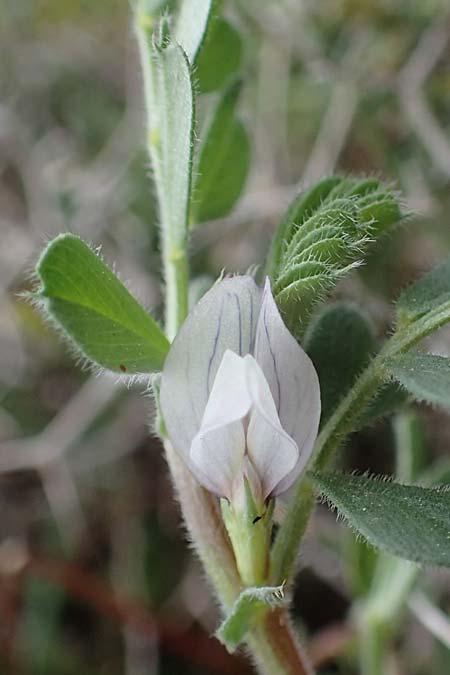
(270, 480, 315, 585)
(135, 7, 315, 672)
(134, 7, 190, 340)
(247, 608, 313, 675)
(393, 411, 423, 482)
(135, 0, 241, 618)
(162, 244, 189, 341)
(313, 356, 386, 471)
(358, 621, 385, 675)
(136, 5, 232, 610)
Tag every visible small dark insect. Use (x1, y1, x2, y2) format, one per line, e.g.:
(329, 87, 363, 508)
(252, 515, 262, 525)
(119, 364, 127, 372)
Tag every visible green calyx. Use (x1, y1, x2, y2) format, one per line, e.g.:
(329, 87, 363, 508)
(221, 481, 274, 587)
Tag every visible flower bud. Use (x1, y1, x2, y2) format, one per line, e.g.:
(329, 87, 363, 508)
(160, 276, 321, 584)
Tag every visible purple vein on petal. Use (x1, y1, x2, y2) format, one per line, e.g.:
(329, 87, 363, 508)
(262, 301, 282, 415)
(207, 298, 225, 397)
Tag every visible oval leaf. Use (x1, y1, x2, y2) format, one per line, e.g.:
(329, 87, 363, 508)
(269, 176, 402, 339)
(191, 82, 250, 224)
(386, 352, 450, 409)
(196, 18, 243, 93)
(36, 234, 169, 374)
(397, 256, 450, 322)
(360, 382, 407, 428)
(313, 471, 450, 567)
(267, 176, 342, 279)
(305, 303, 376, 425)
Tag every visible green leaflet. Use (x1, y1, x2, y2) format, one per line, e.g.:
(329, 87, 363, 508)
(397, 256, 450, 323)
(345, 412, 424, 604)
(355, 415, 444, 628)
(386, 352, 450, 409)
(191, 82, 250, 224)
(305, 303, 376, 425)
(216, 584, 285, 652)
(36, 234, 169, 374)
(176, 1, 242, 93)
(268, 176, 402, 338)
(267, 176, 341, 278)
(196, 17, 243, 93)
(312, 471, 450, 567)
(359, 382, 407, 428)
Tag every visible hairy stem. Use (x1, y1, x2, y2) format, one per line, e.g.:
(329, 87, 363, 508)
(162, 246, 189, 341)
(247, 608, 313, 675)
(134, 8, 190, 340)
(313, 357, 385, 471)
(270, 480, 315, 585)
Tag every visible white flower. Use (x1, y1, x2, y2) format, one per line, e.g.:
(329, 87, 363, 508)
(160, 276, 321, 507)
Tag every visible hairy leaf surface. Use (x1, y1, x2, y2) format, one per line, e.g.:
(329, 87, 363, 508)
(36, 234, 169, 374)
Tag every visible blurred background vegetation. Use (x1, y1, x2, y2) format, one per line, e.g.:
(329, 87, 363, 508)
(1, 0, 450, 673)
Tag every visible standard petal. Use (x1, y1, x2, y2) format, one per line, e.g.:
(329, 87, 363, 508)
(190, 351, 252, 497)
(254, 278, 321, 493)
(245, 356, 299, 498)
(160, 276, 262, 463)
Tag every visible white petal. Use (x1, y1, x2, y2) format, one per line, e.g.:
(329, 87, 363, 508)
(254, 278, 321, 493)
(160, 277, 262, 464)
(190, 422, 245, 498)
(200, 350, 253, 430)
(244, 356, 299, 498)
(190, 351, 252, 497)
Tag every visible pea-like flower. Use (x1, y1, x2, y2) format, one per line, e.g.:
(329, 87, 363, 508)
(160, 276, 321, 510)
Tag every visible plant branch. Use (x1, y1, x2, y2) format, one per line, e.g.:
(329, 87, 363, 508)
(134, 7, 190, 340)
(358, 620, 385, 675)
(270, 480, 315, 585)
(272, 298, 450, 586)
